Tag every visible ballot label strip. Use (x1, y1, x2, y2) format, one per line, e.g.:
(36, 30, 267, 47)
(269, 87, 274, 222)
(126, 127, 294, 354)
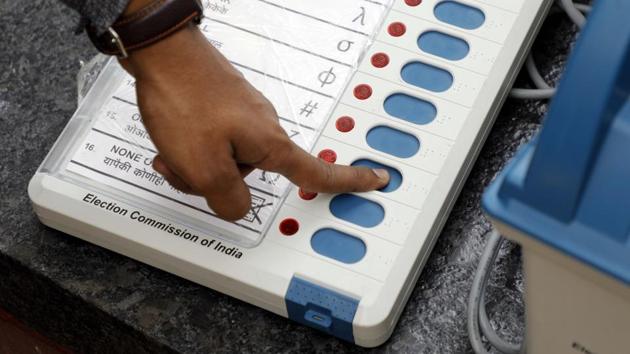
(65, 0, 392, 244)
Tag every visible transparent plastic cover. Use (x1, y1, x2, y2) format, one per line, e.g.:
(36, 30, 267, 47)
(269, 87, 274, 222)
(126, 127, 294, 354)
(42, 0, 392, 246)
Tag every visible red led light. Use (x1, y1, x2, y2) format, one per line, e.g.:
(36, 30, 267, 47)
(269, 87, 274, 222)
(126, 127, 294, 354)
(335, 116, 355, 132)
(279, 218, 300, 236)
(371, 52, 390, 68)
(298, 188, 318, 200)
(318, 149, 337, 163)
(405, 0, 422, 6)
(388, 22, 407, 37)
(353, 84, 373, 100)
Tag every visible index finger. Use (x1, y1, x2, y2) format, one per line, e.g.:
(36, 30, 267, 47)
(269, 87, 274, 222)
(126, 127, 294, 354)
(270, 141, 390, 193)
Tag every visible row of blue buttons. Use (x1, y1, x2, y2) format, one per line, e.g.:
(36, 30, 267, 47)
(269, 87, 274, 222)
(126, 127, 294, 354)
(373, 39, 478, 158)
(383, 1, 484, 128)
(383, 32, 472, 129)
(309, 1, 486, 264)
(369, 0, 485, 158)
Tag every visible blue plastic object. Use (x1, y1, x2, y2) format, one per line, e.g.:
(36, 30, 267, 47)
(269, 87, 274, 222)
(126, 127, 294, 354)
(384, 93, 437, 124)
(311, 228, 366, 264)
(330, 194, 385, 227)
(482, 0, 630, 284)
(401, 61, 453, 92)
(418, 31, 469, 61)
(351, 159, 403, 192)
(285, 277, 359, 343)
(366, 126, 420, 158)
(434, 1, 485, 30)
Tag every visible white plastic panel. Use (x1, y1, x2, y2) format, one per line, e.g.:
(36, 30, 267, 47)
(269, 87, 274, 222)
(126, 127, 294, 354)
(300, 137, 436, 209)
(268, 205, 400, 282)
(339, 73, 471, 141)
(29, 0, 552, 347)
(470, 0, 525, 13)
(360, 41, 486, 108)
(392, 0, 518, 43)
(377, 11, 502, 75)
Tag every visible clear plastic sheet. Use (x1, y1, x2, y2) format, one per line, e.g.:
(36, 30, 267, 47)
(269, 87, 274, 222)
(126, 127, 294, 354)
(44, 0, 393, 246)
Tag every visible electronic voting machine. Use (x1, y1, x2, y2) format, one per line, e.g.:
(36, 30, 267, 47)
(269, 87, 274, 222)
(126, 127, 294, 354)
(29, 0, 551, 346)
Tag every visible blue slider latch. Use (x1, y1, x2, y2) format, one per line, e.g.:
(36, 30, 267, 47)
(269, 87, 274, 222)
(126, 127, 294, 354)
(304, 308, 333, 329)
(285, 277, 359, 343)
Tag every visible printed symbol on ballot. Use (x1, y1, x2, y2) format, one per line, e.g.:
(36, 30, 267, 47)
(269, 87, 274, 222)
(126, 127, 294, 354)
(353, 7, 366, 26)
(288, 129, 305, 145)
(259, 171, 281, 186)
(318, 67, 336, 87)
(243, 195, 273, 225)
(299, 100, 319, 117)
(337, 40, 354, 52)
(288, 130, 300, 139)
(105, 110, 118, 120)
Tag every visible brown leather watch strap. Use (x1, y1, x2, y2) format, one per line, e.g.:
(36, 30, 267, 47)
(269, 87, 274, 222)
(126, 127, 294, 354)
(87, 0, 204, 58)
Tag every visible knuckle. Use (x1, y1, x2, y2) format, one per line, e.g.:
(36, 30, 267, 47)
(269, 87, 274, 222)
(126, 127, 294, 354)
(261, 137, 295, 170)
(319, 162, 336, 189)
(187, 169, 219, 194)
(273, 134, 294, 152)
(253, 97, 271, 110)
(351, 167, 366, 192)
(249, 94, 276, 114)
(300, 160, 336, 191)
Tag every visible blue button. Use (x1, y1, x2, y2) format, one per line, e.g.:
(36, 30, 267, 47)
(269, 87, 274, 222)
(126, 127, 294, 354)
(367, 126, 420, 158)
(330, 194, 384, 227)
(434, 1, 485, 30)
(384, 93, 437, 125)
(311, 228, 366, 264)
(418, 31, 470, 61)
(401, 61, 453, 92)
(351, 159, 402, 193)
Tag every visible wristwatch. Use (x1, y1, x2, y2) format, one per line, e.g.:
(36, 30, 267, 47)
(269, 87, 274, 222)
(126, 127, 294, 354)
(87, 0, 204, 58)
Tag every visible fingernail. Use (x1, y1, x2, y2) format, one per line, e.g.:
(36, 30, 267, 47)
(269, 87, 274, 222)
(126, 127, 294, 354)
(372, 168, 390, 182)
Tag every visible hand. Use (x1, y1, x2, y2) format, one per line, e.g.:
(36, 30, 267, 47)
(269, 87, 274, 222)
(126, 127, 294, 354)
(119, 25, 390, 221)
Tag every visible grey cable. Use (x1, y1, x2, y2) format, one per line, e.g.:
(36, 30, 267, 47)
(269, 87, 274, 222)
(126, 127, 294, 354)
(559, 0, 586, 28)
(480, 290, 521, 354)
(525, 54, 550, 89)
(574, 3, 591, 13)
(509, 88, 556, 100)
(548, 2, 591, 15)
(467, 229, 506, 354)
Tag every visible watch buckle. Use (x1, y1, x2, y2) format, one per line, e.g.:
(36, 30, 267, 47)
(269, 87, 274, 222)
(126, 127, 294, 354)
(107, 27, 129, 59)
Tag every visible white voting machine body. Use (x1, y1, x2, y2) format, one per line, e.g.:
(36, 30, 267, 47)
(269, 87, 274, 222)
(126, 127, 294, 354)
(29, 0, 551, 346)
